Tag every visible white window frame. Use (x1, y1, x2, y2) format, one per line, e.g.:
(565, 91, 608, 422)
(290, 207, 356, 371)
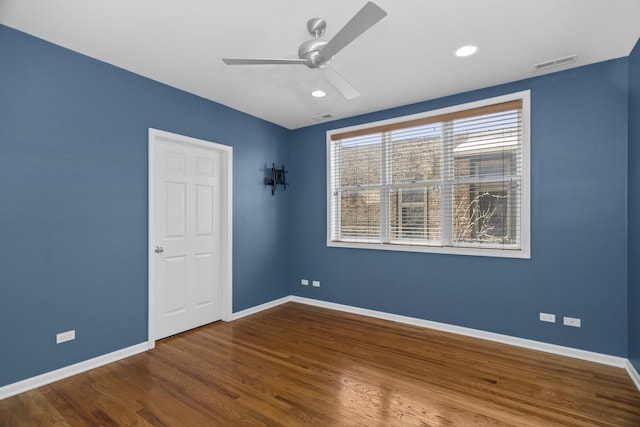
(326, 90, 531, 259)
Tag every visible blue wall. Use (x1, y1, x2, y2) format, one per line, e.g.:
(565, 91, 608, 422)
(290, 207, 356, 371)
(629, 38, 640, 372)
(290, 59, 630, 356)
(0, 25, 291, 387)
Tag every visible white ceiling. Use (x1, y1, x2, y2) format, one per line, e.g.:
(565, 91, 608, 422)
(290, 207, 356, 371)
(1, 1, 639, 130)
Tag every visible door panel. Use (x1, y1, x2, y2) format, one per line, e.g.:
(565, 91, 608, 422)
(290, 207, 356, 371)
(195, 185, 213, 236)
(196, 156, 214, 176)
(166, 182, 186, 238)
(195, 253, 214, 307)
(164, 256, 187, 316)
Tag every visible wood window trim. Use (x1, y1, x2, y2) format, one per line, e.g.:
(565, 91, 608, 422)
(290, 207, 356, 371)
(330, 100, 523, 141)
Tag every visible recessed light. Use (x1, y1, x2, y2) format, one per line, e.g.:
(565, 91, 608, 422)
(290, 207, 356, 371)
(455, 45, 478, 57)
(311, 90, 326, 98)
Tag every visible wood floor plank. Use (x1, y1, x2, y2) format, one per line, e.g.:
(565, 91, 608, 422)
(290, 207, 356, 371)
(0, 390, 70, 427)
(1, 302, 639, 426)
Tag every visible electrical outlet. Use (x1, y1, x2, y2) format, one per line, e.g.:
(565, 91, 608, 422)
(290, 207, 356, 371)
(301, 279, 309, 286)
(312, 280, 320, 287)
(56, 330, 76, 344)
(563, 316, 581, 328)
(539, 312, 556, 323)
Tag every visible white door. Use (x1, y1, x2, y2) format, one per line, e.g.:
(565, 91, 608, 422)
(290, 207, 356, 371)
(150, 129, 230, 340)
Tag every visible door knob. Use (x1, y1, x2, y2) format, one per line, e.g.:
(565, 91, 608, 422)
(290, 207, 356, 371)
(154, 246, 164, 254)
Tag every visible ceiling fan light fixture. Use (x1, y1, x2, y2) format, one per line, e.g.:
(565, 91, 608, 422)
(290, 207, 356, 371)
(455, 45, 478, 57)
(311, 90, 327, 98)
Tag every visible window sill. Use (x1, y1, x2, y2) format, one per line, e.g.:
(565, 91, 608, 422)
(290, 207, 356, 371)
(327, 240, 531, 259)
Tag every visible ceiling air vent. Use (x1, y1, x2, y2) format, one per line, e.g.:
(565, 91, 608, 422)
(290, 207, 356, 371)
(312, 113, 335, 121)
(533, 54, 578, 72)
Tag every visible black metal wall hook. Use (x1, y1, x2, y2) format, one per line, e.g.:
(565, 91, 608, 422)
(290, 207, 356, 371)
(265, 163, 287, 195)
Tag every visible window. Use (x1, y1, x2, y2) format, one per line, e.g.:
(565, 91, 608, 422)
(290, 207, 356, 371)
(327, 91, 530, 258)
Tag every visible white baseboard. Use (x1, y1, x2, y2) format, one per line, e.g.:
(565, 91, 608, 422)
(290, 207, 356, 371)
(626, 360, 640, 392)
(290, 296, 628, 368)
(231, 295, 292, 320)
(0, 342, 148, 400)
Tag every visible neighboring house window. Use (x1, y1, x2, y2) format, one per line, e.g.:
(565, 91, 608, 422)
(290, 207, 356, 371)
(327, 91, 530, 258)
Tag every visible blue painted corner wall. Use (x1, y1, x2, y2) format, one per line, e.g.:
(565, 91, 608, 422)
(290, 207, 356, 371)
(290, 59, 630, 357)
(0, 25, 291, 386)
(629, 38, 640, 373)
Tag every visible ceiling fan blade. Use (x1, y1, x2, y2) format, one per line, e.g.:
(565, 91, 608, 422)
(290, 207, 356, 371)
(222, 58, 306, 65)
(323, 67, 360, 100)
(319, 2, 387, 61)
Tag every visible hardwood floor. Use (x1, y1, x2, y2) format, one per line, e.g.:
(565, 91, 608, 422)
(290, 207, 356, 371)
(1, 302, 639, 426)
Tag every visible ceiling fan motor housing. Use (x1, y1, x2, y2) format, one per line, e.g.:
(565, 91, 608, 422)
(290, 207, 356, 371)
(298, 39, 330, 68)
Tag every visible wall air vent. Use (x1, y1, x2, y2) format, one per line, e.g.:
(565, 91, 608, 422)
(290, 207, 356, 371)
(312, 113, 335, 121)
(533, 54, 578, 72)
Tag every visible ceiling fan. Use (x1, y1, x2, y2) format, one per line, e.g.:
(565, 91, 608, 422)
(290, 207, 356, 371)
(222, 1, 387, 100)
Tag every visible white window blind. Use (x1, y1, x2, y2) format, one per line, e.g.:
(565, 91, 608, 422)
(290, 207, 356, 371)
(328, 92, 530, 258)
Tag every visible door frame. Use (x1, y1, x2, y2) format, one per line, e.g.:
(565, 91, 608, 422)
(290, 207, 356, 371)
(147, 128, 233, 349)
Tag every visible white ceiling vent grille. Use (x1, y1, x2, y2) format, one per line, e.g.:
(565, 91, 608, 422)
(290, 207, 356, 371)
(533, 54, 578, 72)
(312, 113, 335, 121)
